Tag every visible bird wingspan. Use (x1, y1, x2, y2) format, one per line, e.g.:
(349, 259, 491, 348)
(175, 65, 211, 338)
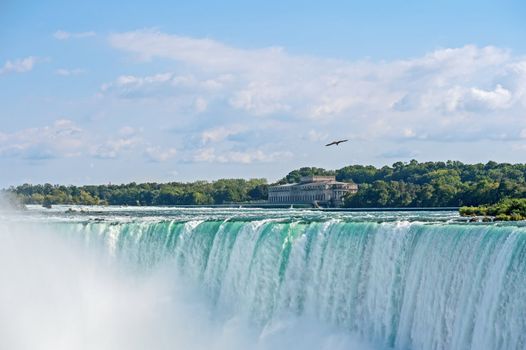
(326, 139, 348, 146)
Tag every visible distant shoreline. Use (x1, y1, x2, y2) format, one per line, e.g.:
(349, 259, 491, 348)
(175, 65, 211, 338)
(27, 203, 461, 212)
(7, 161, 526, 210)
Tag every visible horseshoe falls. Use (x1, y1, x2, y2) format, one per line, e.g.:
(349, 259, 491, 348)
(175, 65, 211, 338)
(1, 207, 525, 350)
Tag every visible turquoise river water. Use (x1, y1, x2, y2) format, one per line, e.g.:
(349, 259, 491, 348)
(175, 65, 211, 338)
(0, 206, 525, 350)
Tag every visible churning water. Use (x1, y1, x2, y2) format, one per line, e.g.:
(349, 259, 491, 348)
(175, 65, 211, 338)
(1, 206, 525, 349)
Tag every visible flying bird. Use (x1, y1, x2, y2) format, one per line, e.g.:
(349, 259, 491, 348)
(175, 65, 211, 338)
(325, 139, 348, 147)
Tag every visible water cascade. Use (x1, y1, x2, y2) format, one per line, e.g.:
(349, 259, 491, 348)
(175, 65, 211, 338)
(44, 218, 526, 350)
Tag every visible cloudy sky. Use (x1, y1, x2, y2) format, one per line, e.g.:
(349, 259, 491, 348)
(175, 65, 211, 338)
(1, 0, 526, 186)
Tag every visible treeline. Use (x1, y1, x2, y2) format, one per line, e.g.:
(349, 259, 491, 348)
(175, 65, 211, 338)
(7, 160, 526, 207)
(9, 179, 268, 206)
(280, 160, 526, 207)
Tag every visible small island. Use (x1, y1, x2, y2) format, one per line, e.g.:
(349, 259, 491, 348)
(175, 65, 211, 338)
(460, 198, 526, 221)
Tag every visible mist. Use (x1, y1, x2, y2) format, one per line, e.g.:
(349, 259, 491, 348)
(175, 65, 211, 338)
(0, 215, 377, 350)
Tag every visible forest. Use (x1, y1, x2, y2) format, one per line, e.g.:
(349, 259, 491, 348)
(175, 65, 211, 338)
(6, 160, 526, 207)
(278, 160, 526, 207)
(7, 179, 268, 206)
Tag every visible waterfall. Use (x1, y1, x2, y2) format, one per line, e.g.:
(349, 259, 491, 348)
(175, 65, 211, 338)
(47, 218, 526, 350)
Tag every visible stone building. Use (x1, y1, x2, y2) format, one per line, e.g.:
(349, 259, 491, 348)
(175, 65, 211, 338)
(268, 175, 358, 207)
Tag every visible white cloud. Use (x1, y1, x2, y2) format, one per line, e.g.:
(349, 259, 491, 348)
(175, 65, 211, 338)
(106, 30, 526, 145)
(430, 84, 512, 113)
(193, 148, 216, 162)
(229, 81, 292, 115)
(193, 147, 292, 164)
(466, 84, 512, 110)
(109, 29, 288, 71)
(100, 72, 230, 101)
(100, 73, 178, 99)
(0, 57, 38, 75)
(0, 119, 84, 159)
(53, 30, 96, 40)
(91, 136, 142, 159)
(144, 146, 177, 162)
(306, 130, 328, 142)
(201, 125, 248, 144)
(101, 73, 174, 91)
(0, 121, 155, 161)
(55, 68, 85, 76)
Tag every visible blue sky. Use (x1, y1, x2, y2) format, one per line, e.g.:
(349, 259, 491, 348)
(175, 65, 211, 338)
(1, 0, 526, 186)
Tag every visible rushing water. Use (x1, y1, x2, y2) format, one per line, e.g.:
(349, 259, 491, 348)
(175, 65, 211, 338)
(1, 206, 525, 350)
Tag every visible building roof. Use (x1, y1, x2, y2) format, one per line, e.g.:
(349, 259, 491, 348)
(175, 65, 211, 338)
(270, 183, 296, 188)
(270, 179, 356, 189)
(300, 175, 336, 183)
